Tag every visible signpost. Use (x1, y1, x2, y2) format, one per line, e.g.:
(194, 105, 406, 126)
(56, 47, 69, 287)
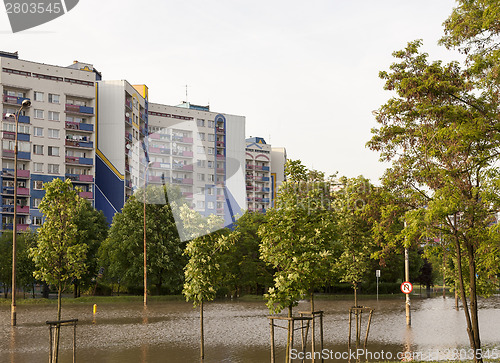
(376, 270, 380, 301)
(400, 281, 413, 294)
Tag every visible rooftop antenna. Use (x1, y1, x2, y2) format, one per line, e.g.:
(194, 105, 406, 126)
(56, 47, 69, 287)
(185, 84, 188, 103)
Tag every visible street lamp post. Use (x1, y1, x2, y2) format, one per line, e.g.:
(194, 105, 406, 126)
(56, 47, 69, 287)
(7, 99, 31, 327)
(143, 160, 153, 307)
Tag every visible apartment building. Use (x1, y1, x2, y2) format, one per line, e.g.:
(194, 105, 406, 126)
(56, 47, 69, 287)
(0, 51, 97, 231)
(147, 101, 247, 227)
(95, 80, 148, 223)
(245, 137, 286, 212)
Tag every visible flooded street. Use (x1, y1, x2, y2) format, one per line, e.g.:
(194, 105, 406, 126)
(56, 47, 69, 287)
(1, 295, 499, 362)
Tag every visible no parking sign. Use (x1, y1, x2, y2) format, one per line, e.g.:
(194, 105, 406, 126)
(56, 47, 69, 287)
(400, 281, 413, 294)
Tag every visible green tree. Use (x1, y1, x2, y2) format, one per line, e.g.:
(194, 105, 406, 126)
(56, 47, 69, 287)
(368, 40, 500, 361)
(72, 200, 108, 297)
(99, 185, 184, 294)
(333, 176, 375, 306)
(220, 211, 273, 297)
(259, 160, 336, 314)
(182, 205, 235, 360)
(29, 178, 88, 363)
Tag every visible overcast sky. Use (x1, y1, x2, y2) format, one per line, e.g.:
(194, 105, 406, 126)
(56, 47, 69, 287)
(0, 0, 463, 183)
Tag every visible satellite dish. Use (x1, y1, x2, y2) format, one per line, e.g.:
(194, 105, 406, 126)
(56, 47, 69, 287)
(26, 218, 32, 225)
(125, 112, 130, 117)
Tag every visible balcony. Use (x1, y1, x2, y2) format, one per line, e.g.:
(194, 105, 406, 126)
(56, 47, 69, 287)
(149, 147, 170, 155)
(182, 151, 193, 157)
(262, 198, 270, 203)
(182, 178, 193, 185)
(125, 99, 132, 110)
(246, 185, 254, 191)
(216, 141, 225, 147)
(125, 115, 132, 126)
(262, 166, 270, 171)
(182, 137, 193, 143)
(217, 194, 225, 200)
(182, 192, 193, 199)
(183, 164, 193, 171)
(216, 127, 225, 134)
(65, 104, 94, 115)
(125, 131, 132, 141)
(246, 175, 254, 180)
(66, 174, 94, 183)
(148, 175, 162, 182)
(3, 224, 31, 231)
(2, 187, 30, 196)
(2, 150, 31, 160)
(2, 168, 30, 178)
(1, 205, 29, 214)
(246, 164, 254, 169)
(216, 168, 225, 174)
(65, 139, 93, 149)
(172, 177, 183, 184)
(65, 156, 93, 165)
(79, 191, 93, 199)
(262, 177, 270, 182)
(3, 95, 30, 105)
(262, 187, 270, 193)
(65, 121, 93, 132)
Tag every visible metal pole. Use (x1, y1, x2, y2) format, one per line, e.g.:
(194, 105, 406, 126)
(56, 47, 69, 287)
(11, 107, 20, 327)
(376, 276, 379, 302)
(405, 247, 411, 326)
(143, 180, 147, 307)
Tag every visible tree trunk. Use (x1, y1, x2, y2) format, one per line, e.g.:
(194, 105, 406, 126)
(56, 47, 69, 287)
(73, 280, 78, 298)
(42, 282, 49, 299)
(466, 242, 482, 363)
(54, 281, 62, 363)
(455, 237, 482, 362)
(285, 305, 292, 363)
(200, 301, 204, 361)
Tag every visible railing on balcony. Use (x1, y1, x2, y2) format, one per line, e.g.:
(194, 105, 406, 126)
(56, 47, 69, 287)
(172, 177, 183, 184)
(216, 127, 225, 134)
(262, 187, 270, 193)
(65, 139, 93, 148)
(246, 185, 254, 190)
(246, 164, 254, 169)
(125, 99, 132, 109)
(216, 154, 224, 160)
(217, 194, 225, 200)
(182, 151, 193, 157)
(148, 175, 162, 182)
(79, 191, 93, 199)
(262, 166, 270, 171)
(65, 104, 94, 115)
(216, 168, 225, 174)
(2, 168, 30, 178)
(3, 223, 31, 231)
(125, 115, 132, 125)
(2, 187, 30, 196)
(216, 141, 225, 147)
(1, 205, 29, 214)
(262, 198, 270, 203)
(183, 164, 193, 171)
(65, 174, 94, 183)
(65, 156, 93, 165)
(3, 95, 30, 105)
(65, 121, 93, 132)
(182, 178, 193, 185)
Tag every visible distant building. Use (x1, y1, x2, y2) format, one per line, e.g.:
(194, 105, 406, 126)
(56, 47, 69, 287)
(245, 137, 286, 212)
(0, 51, 98, 231)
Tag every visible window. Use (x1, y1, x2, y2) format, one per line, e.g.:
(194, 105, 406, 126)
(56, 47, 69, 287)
(48, 93, 60, 103)
(48, 129, 60, 138)
(33, 180, 43, 190)
(2, 140, 13, 151)
(208, 120, 215, 128)
(197, 119, 205, 127)
(197, 173, 205, 181)
(33, 127, 43, 137)
(48, 111, 60, 121)
(33, 198, 42, 208)
(3, 123, 15, 132)
(197, 146, 205, 154)
(207, 188, 215, 196)
(197, 132, 205, 141)
(197, 159, 205, 168)
(196, 187, 204, 195)
(207, 202, 215, 209)
(34, 109, 44, 119)
(207, 147, 214, 155)
(48, 164, 59, 174)
(18, 124, 30, 134)
(48, 146, 59, 156)
(33, 162, 43, 172)
(18, 141, 30, 152)
(33, 145, 43, 155)
(208, 134, 215, 142)
(207, 161, 214, 168)
(196, 201, 205, 209)
(208, 174, 215, 182)
(32, 216, 42, 226)
(34, 91, 44, 102)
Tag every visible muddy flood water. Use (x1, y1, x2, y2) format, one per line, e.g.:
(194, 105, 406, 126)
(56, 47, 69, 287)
(1, 295, 499, 362)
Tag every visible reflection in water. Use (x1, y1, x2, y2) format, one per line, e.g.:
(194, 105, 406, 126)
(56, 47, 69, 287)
(0, 296, 499, 363)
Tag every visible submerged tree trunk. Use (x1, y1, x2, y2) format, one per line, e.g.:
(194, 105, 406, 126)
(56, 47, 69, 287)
(200, 300, 204, 361)
(455, 236, 482, 363)
(285, 305, 293, 363)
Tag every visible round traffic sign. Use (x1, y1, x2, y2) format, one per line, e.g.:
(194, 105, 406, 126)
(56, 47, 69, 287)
(400, 281, 413, 294)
